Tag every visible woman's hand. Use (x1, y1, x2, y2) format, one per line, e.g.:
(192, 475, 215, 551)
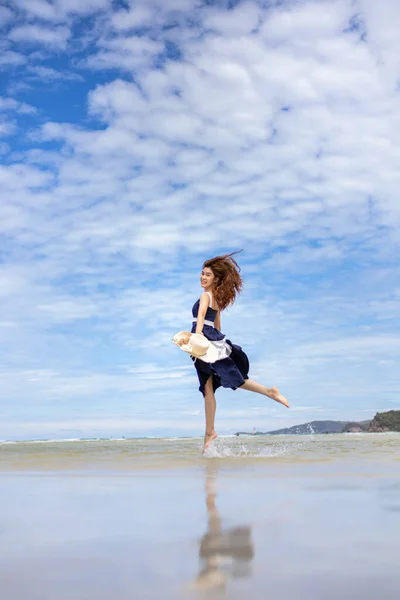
(177, 334, 191, 346)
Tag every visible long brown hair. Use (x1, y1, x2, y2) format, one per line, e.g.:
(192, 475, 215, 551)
(203, 250, 243, 311)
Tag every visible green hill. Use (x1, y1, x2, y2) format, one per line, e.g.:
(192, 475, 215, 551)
(368, 410, 400, 432)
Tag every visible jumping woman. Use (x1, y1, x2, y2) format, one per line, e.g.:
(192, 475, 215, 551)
(173, 251, 289, 453)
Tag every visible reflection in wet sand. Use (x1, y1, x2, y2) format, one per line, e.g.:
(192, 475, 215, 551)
(194, 463, 254, 592)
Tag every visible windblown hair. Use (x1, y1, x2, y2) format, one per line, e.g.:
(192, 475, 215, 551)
(203, 250, 243, 311)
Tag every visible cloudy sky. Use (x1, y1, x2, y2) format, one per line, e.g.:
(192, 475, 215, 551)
(1, 0, 399, 441)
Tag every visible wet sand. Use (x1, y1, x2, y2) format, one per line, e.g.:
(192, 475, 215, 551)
(0, 435, 399, 599)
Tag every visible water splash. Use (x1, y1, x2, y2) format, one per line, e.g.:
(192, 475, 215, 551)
(203, 433, 316, 459)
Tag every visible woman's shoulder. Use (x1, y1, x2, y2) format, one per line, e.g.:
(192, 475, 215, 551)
(199, 291, 220, 311)
(199, 291, 211, 300)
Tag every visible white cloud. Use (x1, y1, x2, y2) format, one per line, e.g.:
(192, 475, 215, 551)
(0, 120, 16, 137)
(358, 0, 400, 87)
(261, 0, 350, 42)
(0, 96, 37, 114)
(12, 0, 59, 21)
(88, 79, 147, 119)
(0, 363, 197, 403)
(56, 0, 111, 16)
(203, 2, 262, 35)
(0, 49, 26, 69)
(37, 298, 99, 322)
(111, 6, 155, 31)
(0, 163, 53, 191)
(8, 24, 70, 48)
(288, 334, 400, 362)
(84, 37, 164, 71)
(27, 64, 83, 81)
(11, 0, 112, 20)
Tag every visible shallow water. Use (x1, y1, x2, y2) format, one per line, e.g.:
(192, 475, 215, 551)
(1, 434, 399, 599)
(1, 432, 399, 471)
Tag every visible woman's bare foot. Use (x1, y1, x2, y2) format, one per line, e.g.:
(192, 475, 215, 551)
(202, 430, 218, 453)
(267, 387, 289, 408)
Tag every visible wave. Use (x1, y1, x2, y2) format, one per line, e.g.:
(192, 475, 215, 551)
(0, 437, 130, 445)
(1, 430, 398, 447)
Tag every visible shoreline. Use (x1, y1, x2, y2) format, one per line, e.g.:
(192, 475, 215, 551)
(1, 430, 400, 445)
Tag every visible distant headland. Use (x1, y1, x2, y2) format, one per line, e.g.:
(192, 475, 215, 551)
(235, 410, 400, 436)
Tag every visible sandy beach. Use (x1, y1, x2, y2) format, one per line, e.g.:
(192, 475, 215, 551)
(1, 434, 399, 599)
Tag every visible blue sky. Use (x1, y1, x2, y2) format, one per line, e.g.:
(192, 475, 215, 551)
(1, 0, 399, 440)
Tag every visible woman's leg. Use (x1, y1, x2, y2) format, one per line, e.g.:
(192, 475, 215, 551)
(239, 379, 289, 408)
(203, 376, 218, 452)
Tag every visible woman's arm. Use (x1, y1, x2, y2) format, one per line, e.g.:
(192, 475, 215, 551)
(195, 293, 210, 335)
(214, 310, 221, 332)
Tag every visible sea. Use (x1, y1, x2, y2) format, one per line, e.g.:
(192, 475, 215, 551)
(1, 433, 399, 599)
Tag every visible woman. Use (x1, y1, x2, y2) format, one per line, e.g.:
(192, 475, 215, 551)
(177, 251, 289, 452)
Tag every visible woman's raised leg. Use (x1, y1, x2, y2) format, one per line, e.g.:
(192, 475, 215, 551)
(239, 379, 289, 408)
(203, 376, 218, 453)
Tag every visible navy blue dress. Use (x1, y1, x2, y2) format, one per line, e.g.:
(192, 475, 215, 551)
(191, 298, 249, 395)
